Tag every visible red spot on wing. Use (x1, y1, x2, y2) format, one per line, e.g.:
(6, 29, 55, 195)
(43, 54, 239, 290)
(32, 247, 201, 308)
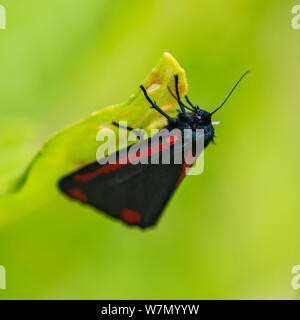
(67, 189, 87, 202)
(73, 134, 179, 182)
(176, 152, 195, 187)
(121, 208, 142, 225)
(74, 163, 124, 182)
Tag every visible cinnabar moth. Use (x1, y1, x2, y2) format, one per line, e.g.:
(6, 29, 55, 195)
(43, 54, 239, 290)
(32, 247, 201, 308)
(59, 72, 248, 229)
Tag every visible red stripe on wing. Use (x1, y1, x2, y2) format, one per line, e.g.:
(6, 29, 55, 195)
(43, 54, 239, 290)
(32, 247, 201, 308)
(175, 152, 195, 187)
(73, 134, 179, 182)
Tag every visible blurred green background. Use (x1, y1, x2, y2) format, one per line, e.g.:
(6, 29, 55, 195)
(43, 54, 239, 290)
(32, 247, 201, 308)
(0, 0, 299, 299)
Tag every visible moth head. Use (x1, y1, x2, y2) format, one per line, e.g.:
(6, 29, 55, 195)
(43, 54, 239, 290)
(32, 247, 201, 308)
(195, 109, 211, 126)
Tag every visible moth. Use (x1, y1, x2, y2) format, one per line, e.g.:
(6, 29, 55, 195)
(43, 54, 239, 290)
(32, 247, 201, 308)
(59, 72, 248, 229)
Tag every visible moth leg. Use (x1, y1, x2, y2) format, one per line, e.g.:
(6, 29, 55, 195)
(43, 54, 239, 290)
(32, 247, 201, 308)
(112, 122, 142, 141)
(168, 87, 194, 112)
(140, 85, 176, 125)
(174, 75, 188, 115)
(184, 95, 197, 111)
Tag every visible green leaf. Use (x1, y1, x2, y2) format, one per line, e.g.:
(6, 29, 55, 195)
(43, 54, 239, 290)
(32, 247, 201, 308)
(4, 52, 188, 195)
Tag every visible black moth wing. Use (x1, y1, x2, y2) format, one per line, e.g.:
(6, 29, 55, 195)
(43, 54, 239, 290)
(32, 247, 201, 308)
(59, 130, 197, 229)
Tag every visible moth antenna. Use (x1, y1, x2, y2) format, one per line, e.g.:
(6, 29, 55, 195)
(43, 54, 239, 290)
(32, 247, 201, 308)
(140, 85, 176, 124)
(173, 74, 190, 115)
(210, 70, 249, 115)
